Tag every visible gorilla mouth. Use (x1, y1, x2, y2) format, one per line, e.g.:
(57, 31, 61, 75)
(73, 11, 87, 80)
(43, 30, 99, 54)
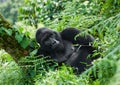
(51, 42, 59, 49)
(51, 39, 60, 49)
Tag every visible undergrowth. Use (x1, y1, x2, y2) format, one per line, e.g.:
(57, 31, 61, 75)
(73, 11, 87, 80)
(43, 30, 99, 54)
(0, 0, 120, 85)
(0, 50, 23, 85)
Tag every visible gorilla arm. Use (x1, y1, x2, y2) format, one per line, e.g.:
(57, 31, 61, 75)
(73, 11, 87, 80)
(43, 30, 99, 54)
(65, 46, 93, 74)
(36, 47, 50, 56)
(60, 27, 94, 45)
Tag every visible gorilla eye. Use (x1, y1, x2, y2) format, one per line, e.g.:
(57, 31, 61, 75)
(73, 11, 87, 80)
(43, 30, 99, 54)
(49, 33, 55, 38)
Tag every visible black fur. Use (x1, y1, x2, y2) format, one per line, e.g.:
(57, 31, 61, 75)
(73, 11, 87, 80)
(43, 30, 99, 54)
(36, 27, 98, 74)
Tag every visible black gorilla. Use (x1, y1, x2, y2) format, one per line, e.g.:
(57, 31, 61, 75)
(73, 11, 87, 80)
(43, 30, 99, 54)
(36, 27, 98, 74)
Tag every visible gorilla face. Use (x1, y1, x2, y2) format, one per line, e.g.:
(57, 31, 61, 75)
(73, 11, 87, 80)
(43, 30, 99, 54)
(42, 32, 60, 49)
(36, 28, 64, 51)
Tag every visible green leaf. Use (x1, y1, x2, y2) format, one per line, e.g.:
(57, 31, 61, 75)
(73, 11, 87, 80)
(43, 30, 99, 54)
(20, 37, 30, 48)
(25, 31, 30, 36)
(15, 32, 24, 43)
(1, 53, 13, 61)
(18, 27, 24, 33)
(30, 49, 38, 56)
(4, 29, 13, 36)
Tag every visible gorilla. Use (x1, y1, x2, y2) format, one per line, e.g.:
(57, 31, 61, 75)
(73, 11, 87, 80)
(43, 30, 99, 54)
(36, 27, 98, 74)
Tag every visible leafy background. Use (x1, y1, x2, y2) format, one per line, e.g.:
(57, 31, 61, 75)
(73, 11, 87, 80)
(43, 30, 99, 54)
(0, 0, 120, 85)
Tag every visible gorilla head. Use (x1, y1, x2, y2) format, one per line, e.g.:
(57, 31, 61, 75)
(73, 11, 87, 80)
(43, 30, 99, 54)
(36, 28, 64, 52)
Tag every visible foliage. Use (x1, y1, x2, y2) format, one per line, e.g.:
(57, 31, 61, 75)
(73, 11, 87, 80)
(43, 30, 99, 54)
(19, 0, 120, 29)
(0, 26, 30, 49)
(95, 0, 120, 17)
(0, 0, 23, 24)
(0, 0, 120, 85)
(108, 59, 120, 85)
(44, 0, 102, 31)
(14, 22, 33, 48)
(18, 54, 58, 85)
(0, 50, 23, 85)
(35, 65, 89, 85)
(19, 0, 69, 28)
(0, 13, 12, 28)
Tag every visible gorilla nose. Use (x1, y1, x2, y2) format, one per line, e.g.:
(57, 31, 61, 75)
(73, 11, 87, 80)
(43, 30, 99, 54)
(53, 39, 59, 44)
(51, 38, 59, 45)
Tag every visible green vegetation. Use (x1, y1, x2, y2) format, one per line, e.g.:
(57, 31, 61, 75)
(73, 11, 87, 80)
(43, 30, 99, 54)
(0, 0, 23, 24)
(0, 0, 120, 85)
(0, 50, 23, 85)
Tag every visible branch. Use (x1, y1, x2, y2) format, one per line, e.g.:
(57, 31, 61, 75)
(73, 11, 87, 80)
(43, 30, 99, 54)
(0, 13, 12, 28)
(0, 13, 29, 63)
